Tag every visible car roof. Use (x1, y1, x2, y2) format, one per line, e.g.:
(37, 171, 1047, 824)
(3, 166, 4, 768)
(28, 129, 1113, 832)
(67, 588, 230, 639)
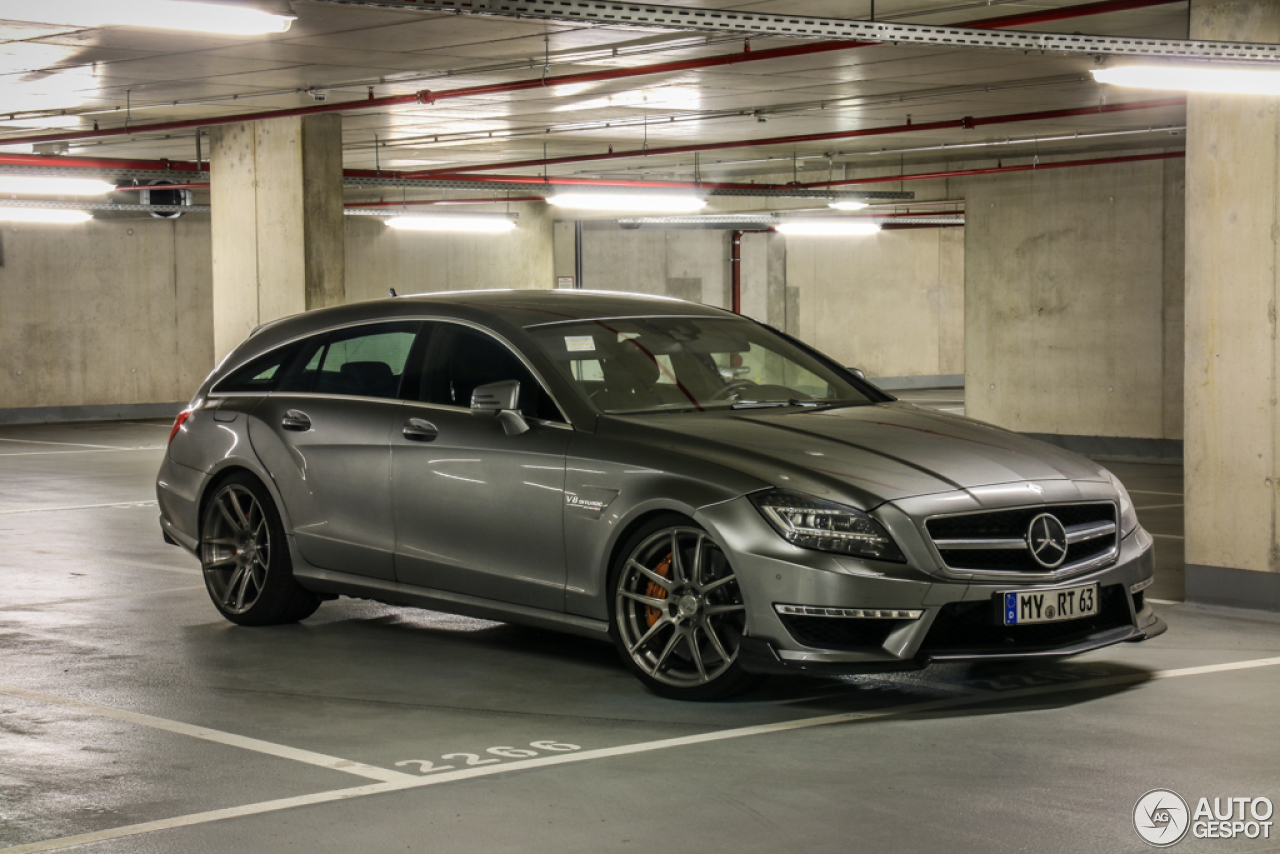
(386, 289, 735, 328)
(238, 288, 742, 369)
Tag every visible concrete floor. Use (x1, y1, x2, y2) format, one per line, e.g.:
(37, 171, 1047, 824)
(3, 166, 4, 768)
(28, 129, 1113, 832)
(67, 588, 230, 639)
(2, 408, 1277, 854)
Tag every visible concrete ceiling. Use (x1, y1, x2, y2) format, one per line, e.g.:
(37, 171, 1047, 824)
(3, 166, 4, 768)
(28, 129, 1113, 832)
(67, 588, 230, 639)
(0, 0, 1192, 190)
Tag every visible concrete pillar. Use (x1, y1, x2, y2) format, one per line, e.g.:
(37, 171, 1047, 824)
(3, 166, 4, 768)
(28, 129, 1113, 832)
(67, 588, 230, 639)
(1184, 0, 1280, 609)
(210, 114, 344, 362)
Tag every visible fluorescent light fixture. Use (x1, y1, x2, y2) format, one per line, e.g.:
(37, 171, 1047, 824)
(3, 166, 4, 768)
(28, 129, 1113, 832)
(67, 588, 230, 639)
(0, 0, 296, 34)
(0, 176, 115, 195)
(828, 200, 869, 211)
(386, 215, 516, 233)
(1092, 64, 1280, 95)
(546, 192, 707, 212)
(0, 66, 94, 114)
(777, 221, 881, 236)
(0, 207, 92, 224)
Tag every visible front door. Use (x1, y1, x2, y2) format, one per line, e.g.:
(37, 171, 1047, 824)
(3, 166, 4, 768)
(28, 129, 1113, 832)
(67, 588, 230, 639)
(392, 321, 571, 611)
(248, 321, 421, 581)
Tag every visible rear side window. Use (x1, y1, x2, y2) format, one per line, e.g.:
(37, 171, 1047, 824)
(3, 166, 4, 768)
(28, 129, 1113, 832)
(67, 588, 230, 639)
(277, 322, 421, 399)
(213, 341, 304, 394)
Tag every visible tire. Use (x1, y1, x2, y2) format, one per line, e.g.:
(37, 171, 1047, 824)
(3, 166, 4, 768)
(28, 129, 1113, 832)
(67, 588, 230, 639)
(199, 472, 320, 626)
(608, 514, 760, 700)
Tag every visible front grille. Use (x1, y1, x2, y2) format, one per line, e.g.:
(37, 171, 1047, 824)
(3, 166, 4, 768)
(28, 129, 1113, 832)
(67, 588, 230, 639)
(778, 615, 898, 650)
(918, 584, 1132, 655)
(926, 502, 1118, 574)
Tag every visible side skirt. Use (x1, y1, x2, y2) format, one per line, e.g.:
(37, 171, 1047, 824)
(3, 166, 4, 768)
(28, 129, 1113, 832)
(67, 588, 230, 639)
(293, 560, 611, 640)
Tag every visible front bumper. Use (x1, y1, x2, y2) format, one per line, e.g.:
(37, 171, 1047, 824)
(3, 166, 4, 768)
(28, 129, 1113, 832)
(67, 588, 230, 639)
(694, 496, 1163, 676)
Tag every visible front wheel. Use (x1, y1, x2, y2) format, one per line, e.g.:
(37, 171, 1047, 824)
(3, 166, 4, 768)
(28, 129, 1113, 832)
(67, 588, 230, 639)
(200, 473, 319, 626)
(609, 516, 759, 700)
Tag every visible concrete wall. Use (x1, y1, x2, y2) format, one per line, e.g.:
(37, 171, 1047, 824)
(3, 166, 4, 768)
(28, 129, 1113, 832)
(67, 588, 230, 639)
(0, 206, 556, 414)
(578, 223, 732, 308)
(962, 155, 1185, 440)
(575, 221, 965, 381)
(0, 216, 213, 412)
(344, 206, 555, 302)
(785, 227, 964, 380)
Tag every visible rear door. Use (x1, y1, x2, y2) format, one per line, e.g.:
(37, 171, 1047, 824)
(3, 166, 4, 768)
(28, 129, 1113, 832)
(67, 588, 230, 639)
(248, 321, 421, 581)
(391, 320, 572, 611)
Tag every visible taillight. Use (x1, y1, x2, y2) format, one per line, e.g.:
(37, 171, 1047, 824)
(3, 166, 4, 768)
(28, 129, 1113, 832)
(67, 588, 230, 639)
(168, 409, 193, 445)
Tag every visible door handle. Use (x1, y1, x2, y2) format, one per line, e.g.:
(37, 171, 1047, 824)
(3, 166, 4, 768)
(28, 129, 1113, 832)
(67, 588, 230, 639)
(403, 418, 439, 442)
(281, 410, 311, 432)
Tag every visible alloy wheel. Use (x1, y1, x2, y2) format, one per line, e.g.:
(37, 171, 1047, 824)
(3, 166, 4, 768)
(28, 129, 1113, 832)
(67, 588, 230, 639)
(614, 527, 746, 688)
(201, 484, 272, 615)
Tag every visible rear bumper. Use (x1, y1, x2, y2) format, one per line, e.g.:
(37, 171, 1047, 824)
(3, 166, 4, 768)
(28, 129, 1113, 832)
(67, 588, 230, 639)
(156, 453, 207, 556)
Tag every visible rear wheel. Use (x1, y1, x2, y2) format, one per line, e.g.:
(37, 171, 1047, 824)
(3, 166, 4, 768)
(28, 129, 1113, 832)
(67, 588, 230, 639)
(200, 473, 319, 626)
(609, 516, 758, 700)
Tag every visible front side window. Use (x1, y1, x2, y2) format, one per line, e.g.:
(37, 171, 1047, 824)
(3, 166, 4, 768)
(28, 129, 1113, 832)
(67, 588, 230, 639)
(276, 322, 420, 399)
(412, 322, 562, 422)
(527, 317, 876, 414)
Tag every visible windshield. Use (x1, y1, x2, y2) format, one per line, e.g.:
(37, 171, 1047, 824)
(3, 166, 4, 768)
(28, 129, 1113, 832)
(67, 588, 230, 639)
(527, 316, 878, 414)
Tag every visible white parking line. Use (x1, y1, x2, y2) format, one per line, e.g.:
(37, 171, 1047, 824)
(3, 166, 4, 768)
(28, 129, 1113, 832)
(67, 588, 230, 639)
(1151, 533, 1184, 540)
(0, 500, 159, 515)
(1147, 598, 1182, 605)
(4, 655, 1278, 854)
(0, 436, 126, 450)
(1135, 503, 1183, 511)
(2, 547, 199, 576)
(0, 586, 204, 611)
(0, 447, 164, 457)
(0, 683, 420, 786)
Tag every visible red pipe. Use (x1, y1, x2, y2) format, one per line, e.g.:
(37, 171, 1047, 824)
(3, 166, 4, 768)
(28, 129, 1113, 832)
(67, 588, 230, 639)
(0, 153, 204, 171)
(392, 173, 807, 191)
(0, 150, 1187, 194)
(345, 195, 545, 207)
(0, 0, 1181, 150)
(113, 182, 210, 191)
(807, 150, 1185, 187)
(412, 99, 1185, 177)
(730, 230, 743, 314)
(961, 0, 1179, 29)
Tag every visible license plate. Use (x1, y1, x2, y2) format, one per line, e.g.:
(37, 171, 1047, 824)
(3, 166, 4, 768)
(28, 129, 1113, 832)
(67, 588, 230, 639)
(1002, 584, 1099, 626)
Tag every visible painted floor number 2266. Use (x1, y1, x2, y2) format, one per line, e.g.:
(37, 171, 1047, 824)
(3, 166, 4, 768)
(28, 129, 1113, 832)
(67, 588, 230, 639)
(395, 741, 582, 774)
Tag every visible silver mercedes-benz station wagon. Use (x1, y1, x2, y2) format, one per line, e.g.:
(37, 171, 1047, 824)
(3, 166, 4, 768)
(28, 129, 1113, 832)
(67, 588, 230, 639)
(157, 290, 1165, 699)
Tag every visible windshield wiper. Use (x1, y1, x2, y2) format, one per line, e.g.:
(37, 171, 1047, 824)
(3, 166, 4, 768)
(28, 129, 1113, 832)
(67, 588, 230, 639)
(729, 399, 822, 410)
(803, 399, 875, 411)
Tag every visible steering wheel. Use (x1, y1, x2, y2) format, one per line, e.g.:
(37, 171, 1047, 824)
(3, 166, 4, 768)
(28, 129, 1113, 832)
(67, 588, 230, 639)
(710, 379, 758, 401)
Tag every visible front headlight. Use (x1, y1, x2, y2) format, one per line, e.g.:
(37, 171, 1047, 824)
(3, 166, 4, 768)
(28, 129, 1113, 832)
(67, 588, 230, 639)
(751, 489, 906, 562)
(1103, 469, 1139, 538)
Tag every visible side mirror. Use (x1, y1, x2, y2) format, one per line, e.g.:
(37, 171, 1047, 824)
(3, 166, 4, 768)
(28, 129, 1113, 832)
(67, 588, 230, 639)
(470, 380, 530, 436)
(846, 367, 867, 381)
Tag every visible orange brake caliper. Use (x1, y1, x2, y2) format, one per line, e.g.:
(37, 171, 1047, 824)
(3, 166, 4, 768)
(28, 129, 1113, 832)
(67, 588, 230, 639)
(645, 554, 672, 628)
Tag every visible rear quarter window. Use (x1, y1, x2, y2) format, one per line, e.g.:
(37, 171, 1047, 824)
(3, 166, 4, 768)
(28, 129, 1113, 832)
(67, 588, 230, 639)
(212, 341, 304, 394)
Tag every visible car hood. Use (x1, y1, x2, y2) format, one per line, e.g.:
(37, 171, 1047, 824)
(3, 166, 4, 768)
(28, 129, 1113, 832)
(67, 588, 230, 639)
(607, 402, 1107, 507)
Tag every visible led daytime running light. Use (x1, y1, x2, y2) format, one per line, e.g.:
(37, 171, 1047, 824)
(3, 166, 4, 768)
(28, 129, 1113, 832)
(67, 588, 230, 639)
(775, 604, 923, 620)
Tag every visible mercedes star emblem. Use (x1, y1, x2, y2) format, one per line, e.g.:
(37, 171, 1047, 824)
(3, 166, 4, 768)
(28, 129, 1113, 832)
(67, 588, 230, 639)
(1027, 513, 1069, 569)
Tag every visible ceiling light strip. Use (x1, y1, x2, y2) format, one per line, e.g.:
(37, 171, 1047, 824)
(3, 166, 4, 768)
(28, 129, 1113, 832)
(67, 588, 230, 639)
(316, 0, 1280, 62)
(0, 163, 909, 200)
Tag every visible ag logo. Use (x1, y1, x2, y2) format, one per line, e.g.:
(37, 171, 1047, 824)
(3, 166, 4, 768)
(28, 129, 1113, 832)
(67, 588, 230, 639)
(1135, 789, 1190, 847)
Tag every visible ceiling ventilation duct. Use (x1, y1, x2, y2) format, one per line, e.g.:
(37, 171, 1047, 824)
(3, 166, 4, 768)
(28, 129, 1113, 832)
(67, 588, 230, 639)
(140, 180, 192, 219)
